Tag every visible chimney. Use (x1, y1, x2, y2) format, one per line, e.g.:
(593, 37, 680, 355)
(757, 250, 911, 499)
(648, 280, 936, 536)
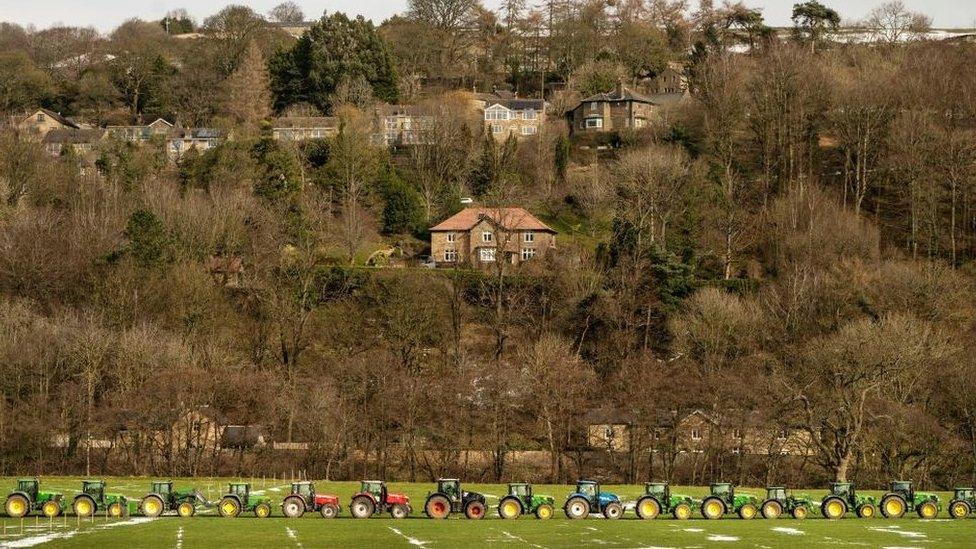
(614, 80, 625, 97)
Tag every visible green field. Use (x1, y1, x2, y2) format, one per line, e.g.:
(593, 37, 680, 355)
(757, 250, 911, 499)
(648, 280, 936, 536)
(1, 478, 973, 547)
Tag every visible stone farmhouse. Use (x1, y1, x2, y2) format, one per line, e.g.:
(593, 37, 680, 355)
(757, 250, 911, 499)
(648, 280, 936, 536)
(429, 207, 556, 268)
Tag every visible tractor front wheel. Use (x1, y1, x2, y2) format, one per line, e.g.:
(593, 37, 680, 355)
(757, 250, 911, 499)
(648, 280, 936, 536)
(320, 504, 338, 519)
(564, 497, 589, 519)
(673, 502, 692, 520)
(140, 495, 165, 518)
(108, 502, 124, 518)
(635, 497, 660, 520)
(761, 500, 782, 519)
(498, 497, 522, 520)
(820, 497, 846, 519)
(177, 502, 195, 518)
(603, 501, 623, 520)
(738, 503, 757, 520)
(917, 501, 939, 519)
(391, 504, 408, 519)
(535, 504, 554, 520)
(5, 495, 29, 518)
(42, 500, 62, 518)
(464, 501, 486, 520)
(218, 497, 241, 518)
(73, 496, 96, 518)
(856, 503, 875, 518)
(950, 501, 970, 519)
(792, 505, 809, 519)
(881, 495, 907, 519)
(282, 496, 305, 519)
(425, 495, 451, 519)
(351, 495, 375, 519)
(701, 497, 726, 520)
(254, 503, 271, 518)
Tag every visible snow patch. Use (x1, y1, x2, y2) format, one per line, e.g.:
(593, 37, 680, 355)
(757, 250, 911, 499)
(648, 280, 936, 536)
(870, 527, 926, 539)
(706, 535, 740, 542)
(176, 526, 184, 549)
(499, 530, 546, 548)
(682, 528, 704, 532)
(772, 527, 806, 536)
(286, 527, 303, 548)
(388, 527, 429, 547)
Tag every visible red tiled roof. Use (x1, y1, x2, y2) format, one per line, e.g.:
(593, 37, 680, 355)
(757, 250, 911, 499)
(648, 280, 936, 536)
(429, 207, 555, 232)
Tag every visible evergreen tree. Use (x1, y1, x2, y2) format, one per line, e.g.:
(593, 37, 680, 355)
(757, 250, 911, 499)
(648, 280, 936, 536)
(221, 40, 272, 134)
(379, 165, 425, 235)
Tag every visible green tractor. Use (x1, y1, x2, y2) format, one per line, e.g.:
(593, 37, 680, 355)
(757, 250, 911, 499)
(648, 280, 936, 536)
(73, 480, 128, 518)
(4, 478, 64, 518)
(880, 480, 940, 519)
(139, 481, 206, 518)
(700, 483, 759, 520)
(820, 482, 877, 519)
(424, 479, 487, 519)
(217, 483, 272, 518)
(497, 483, 555, 520)
(760, 487, 813, 519)
(635, 482, 697, 520)
(948, 487, 976, 519)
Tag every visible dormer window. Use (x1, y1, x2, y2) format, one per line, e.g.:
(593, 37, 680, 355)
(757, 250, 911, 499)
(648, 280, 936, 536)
(482, 231, 493, 243)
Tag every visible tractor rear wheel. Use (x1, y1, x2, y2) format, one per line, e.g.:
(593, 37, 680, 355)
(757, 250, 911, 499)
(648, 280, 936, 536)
(761, 500, 782, 519)
(701, 497, 726, 520)
(177, 502, 195, 518)
(881, 495, 907, 518)
(42, 500, 62, 518)
(254, 503, 271, 518)
(917, 501, 939, 519)
(498, 497, 522, 520)
(425, 495, 451, 519)
(792, 505, 809, 519)
(140, 495, 165, 518)
(950, 501, 970, 519)
(282, 496, 305, 518)
(535, 504, 553, 520)
(636, 497, 660, 520)
(391, 504, 408, 519)
(73, 496, 96, 518)
(738, 503, 757, 520)
(5, 494, 29, 518)
(820, 497, 846, 519)
(218, 497, 241, 518)
(351, 495, 375, 519)
(673, 502, 692, 520)
(856, 503, 875, 518)
(603, 501, 623, 520)
(464, 500, 486, 520)
(564, 497, 589, 519)
(320, 504, 339, 519)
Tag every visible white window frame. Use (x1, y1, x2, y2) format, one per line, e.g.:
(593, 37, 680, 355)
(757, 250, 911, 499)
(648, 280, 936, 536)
(732, 428, 742, 440)
(777, 429, 788, 441)
(585, 117, 603, 129)
(491, 124, 503, 134)
(691, 429, 702, 441)
(444, 249, 458, 262)
(485, 106, 510, 121)
(589, 102, 597, 111)
(482, 231, 493, 243)
(523, 109, 538, 120)
(521, 248, 536, 261)
(446, 233, 456, 243)
(523, 232, 534, 243)
(521, 125, 537, 135)
(479, 248, 496, 262)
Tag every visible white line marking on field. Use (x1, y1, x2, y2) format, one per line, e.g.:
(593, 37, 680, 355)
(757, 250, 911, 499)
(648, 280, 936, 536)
(586, 526, 598, 531)
(682, 528, 704, 533)
(869, 526, 926, 539)
(499, 529, 547, 548)
(176, 526, 184, 549)
(772, 527, 805, 535)
(880, 547, 923, 549)
(388, 526, 429, 547)
(2, 517, 154, 547)
(706, 534, 740, 542)
(286, 526, 303, 548)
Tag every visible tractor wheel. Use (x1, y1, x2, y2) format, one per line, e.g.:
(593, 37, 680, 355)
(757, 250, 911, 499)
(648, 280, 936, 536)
(282, 496, 305, 519)
(603, 501, 623, 520)
(254, 503, 271, 518)
(5, 494, 29, 518)
(108, 502, 124, 518)
(917, 501, 939, 519)
(351, 495, 376, 519)
(673, 502, 692, 520)
(820, 496, 846, 519)
(498, 497, 522, 520)
(701, 497, 726, 520)
(73, 496, 96, 518)
(950, 501, 970, 519)
(738, 503, 757, 520)
(564, 497, 589, 519)
(425, 495, 451, 519)
(792, 505, 809, 520)
(218, 497, 241, 518)
(881, 495, 907, 519)
(535, 504, 554, 520)
(391, 504, 408, 519)
(42, 500, 62, 518)
(320, 504, 339, 519)
(140, 495, 165, 518)
(856, 503, 875, 518)
(177, 502, 195, 518)
(761, 500, 783, 519)
(464, 500, 486, 520)
(635, 497, 660, 520)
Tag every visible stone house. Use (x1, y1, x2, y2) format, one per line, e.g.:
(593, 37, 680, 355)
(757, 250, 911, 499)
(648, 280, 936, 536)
(374, 104, 434, 146)
(271, 116, 339, 141)
(473, 92, 545, 141)
(42, 128, 107, 157)
(16, 108, 79, 138)
(645, 63, 688, 95)
(568, 83, 659, 134)
(106, 118, 174, 142)
(429, 207, 556, 268)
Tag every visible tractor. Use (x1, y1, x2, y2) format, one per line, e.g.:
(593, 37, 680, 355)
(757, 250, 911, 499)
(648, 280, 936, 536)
(349, 480, 411, 519)
(820, 482, 877, 519)
(424, 479, 486, 519)
(880, 480, 940, 519)
(4, 478, 64, 518)
(700, 483, 759, 520)
(139, 481, 205, 518)
(563, 480, 624, 519)
(73, 480, 128, 518)
(281, 481, 340, 519)
(948, 487, 976, 519)
(497, 483, 555, 520)
(635, 482, 697, 520)
(760, 487, 813, 519)
(217, 483, 272, 518)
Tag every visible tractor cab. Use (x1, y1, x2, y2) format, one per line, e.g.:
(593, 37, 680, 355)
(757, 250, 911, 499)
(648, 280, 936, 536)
(644, 482, 670, 500)
(954, 487, 975, 500)
(82, 480, 105, 501)
(576, 480, 598, 499)
(362, 480, 387, 500)
(710, 482, 734, 500)
(151, 481, 173, 496)
(889, 480, 914, 500)
(228, 483, 250, 500)
(508, 483, 532, 499)
(767, 487, 787, 501)
(437, 479, 461, 502)
(17, 479, 39, 501)
(292, 482, 314, 500)
(830, 482, 853, 498)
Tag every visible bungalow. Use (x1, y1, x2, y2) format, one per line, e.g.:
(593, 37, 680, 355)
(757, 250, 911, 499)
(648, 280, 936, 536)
(473, 92, 545, 140)
(106, 118, 174, 142)
(167, 127, 221, 159)
(271, 116, 339, 141)
(42, 128, 107, 157)
(429, 206, 556, 268)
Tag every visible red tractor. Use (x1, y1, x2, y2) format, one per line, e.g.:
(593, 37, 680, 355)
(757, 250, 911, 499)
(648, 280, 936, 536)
(349, 480, 412, 519)
(281, 481, 341, 519)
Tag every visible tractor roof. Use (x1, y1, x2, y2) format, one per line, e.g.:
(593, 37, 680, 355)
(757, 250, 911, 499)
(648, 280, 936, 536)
(509, 482, 529, 486)
(18, 478, 37, 482)
(294, 481, 312, 484)
(363, 480, 384, 483)
(578, 479, 598, 484)
(437, 478, 459, 482)
(767, 486, 785, 489)
(955, 486, 975, 490)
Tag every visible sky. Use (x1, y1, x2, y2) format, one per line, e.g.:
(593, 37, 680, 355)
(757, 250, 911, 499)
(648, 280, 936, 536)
(0, 0, 974, 33)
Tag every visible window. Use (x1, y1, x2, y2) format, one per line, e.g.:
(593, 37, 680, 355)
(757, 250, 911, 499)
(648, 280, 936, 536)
(37, 113, 45, 122)
(524, 232, 534, 243)
(523, 109, 538, 120)
(521, 248, 536, 260)
(444, 249, 458, 262)
(732, 447, 741, 455)
(589, 102, 598, 111)
(446, 233, 456, 243)
(482, 231, 493, 243)
(521, 125, 537, 135)
(485, 107, 510, 120)
(491, 124, 503, 134)
(777, 429, 788, 441)
(479, 248, 496, 262)
(634, 118, 646, 128)
(733, 428, 742, 440)
(585, 117, 603, 129)
(691, 429, 702, 441)
(604, 426, 613, 439)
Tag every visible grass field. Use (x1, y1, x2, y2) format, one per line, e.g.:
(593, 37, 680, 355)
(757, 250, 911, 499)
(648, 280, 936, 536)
(1, 477, 974, 547)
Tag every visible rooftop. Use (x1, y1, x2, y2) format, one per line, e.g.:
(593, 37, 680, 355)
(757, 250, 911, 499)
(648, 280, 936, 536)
(429, 207, 555, 233)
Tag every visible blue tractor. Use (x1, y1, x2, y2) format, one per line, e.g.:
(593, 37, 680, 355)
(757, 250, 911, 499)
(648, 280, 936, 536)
(563, 480, 624, 519)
